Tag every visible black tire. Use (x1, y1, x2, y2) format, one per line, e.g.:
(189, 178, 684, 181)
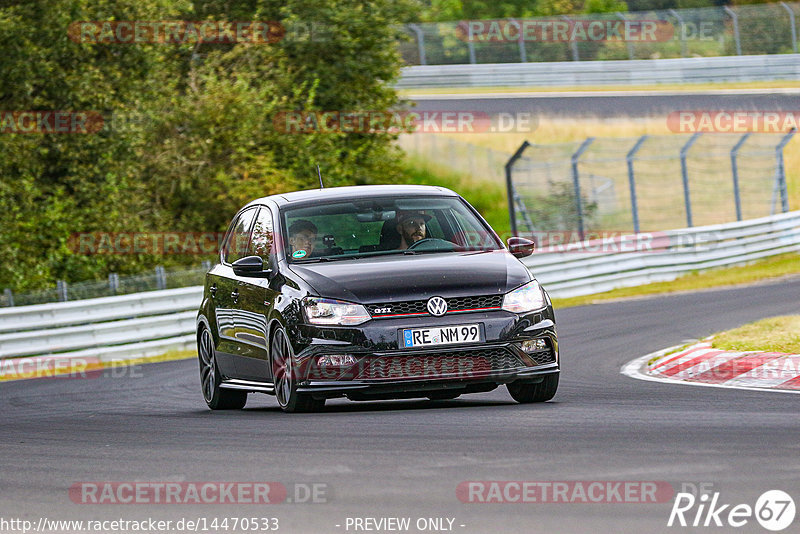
(507, 374, 559, 403)
(198, 327, 247, 410)
(271, 327, 325, 413)
(427, 391, 461, 400)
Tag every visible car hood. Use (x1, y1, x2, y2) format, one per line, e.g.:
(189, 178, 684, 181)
(288, 250, 532, 303)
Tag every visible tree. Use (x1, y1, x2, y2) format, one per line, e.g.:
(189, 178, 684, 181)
(0, 0, 416, 291)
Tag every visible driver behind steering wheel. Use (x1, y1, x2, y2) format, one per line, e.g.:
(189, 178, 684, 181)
(395, 210, 431, 249)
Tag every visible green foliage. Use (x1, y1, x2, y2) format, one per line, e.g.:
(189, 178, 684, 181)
(583, 0, 628, 13)
(417, 0, 628, 21)
(0, 0, 416, 291)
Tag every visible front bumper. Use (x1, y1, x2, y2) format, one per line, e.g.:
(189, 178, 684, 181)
(290, 308, 559, 400)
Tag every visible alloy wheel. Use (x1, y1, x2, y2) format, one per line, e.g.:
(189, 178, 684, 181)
(199, 328, 216, 402)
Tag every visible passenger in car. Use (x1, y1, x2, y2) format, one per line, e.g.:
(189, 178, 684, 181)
(288, 219, 318, 258)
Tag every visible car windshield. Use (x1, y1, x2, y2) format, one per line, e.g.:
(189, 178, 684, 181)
(282, 196, 502, 262)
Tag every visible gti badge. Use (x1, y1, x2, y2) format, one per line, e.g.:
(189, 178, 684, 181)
(427, 296, 448, 316)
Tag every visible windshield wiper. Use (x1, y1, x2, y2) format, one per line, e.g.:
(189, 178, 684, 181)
(293, 256, 336, 263)
(462, 248, 497, 255)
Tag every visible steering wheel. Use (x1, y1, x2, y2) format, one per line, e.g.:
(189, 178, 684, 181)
(407, 238, 453, 250)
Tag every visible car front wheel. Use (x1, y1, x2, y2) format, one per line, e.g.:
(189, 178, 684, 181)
(198, 327, 247, 410)
(507, 374, 559, 403)
(271, 327, 325, 413)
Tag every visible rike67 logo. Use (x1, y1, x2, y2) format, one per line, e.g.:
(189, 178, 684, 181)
(668, 489, 795, 531)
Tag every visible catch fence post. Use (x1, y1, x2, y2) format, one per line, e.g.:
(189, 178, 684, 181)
(775, 129, 796, 214)
(108, 272, 119, 295)
(669, 9, 688, 57)
(571, 137, 595, 240)
(616, 12, 635, 59)
(56, 280, 68, 302)
(561, 16, 580, 61)
(780, 2, 798, 53)
(626, 135, 648, 233)
(680, 133, 702, 227)
(407, 24, 427, 65)
(505, 141, 531, 237)
(724, 7, 742, 55)
(730, 133, 750, 221)
(155, 266, 167, 290)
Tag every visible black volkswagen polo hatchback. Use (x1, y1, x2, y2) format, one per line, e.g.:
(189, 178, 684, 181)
(196, 185, 559, 412)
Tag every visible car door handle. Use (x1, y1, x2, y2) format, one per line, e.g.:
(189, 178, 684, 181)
(209, 284, 217, 298)
(231, 290, 239, 303)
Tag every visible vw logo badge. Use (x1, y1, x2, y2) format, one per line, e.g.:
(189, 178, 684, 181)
(427, 296, 448, 317)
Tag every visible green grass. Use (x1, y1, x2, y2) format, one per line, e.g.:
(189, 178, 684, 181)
(551, 252, 800, 309)
(712, 315, 800, 354)
(401, 156, 511, 237)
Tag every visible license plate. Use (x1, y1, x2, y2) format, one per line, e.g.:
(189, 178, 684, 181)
(401, 324, 481, 348)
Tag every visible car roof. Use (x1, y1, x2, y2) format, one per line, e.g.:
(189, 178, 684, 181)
(244, 184, 459, 209)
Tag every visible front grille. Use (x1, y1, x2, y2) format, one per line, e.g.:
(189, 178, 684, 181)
(354, 347, 523, 380)
(369, 294, 503, 318)
(529, 350, 557, 366)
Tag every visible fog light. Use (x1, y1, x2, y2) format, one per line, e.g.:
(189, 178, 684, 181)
(316, 354, 356, 367)
(520, 339, 547, 353)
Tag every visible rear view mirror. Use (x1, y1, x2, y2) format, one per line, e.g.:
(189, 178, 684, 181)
(232, 255, 272, 277)
(507, 237, 535, 258)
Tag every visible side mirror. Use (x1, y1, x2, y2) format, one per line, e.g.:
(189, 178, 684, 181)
(507, 236, 535, 258)
(232, 255, 272, 277)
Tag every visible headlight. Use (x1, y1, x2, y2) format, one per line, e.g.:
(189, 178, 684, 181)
(303, 297, 371, 326)
(502, 280, 546, 313)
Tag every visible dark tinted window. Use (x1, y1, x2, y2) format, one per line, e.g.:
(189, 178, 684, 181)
(222, 208, 257, 264)
(282, 196, 501, 262)
(248, 208, 274, 267)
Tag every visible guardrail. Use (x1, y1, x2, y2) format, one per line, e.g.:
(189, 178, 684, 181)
(523, 210, 800, 298)
(0, 286, 203, 334)
(397, 54, 800, 88)
(0, 286, 202, 369)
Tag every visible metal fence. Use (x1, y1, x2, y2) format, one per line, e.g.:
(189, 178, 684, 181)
(522, 210, 800, 298)
(507, 132, 796, 237)
(0, 263, 210, 308)
(398, 133, 511, 182)
(400, 2, 800, 65)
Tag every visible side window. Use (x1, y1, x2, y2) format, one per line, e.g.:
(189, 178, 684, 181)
(248, 208, 274, 267)
(223, 208, 257, 264)
(451, 210, 490, 248)
(425, 213, 444, 239)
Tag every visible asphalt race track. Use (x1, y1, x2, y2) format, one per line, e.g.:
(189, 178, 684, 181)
(410, 90, 800, 118)
(2, 277, 800, 533)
